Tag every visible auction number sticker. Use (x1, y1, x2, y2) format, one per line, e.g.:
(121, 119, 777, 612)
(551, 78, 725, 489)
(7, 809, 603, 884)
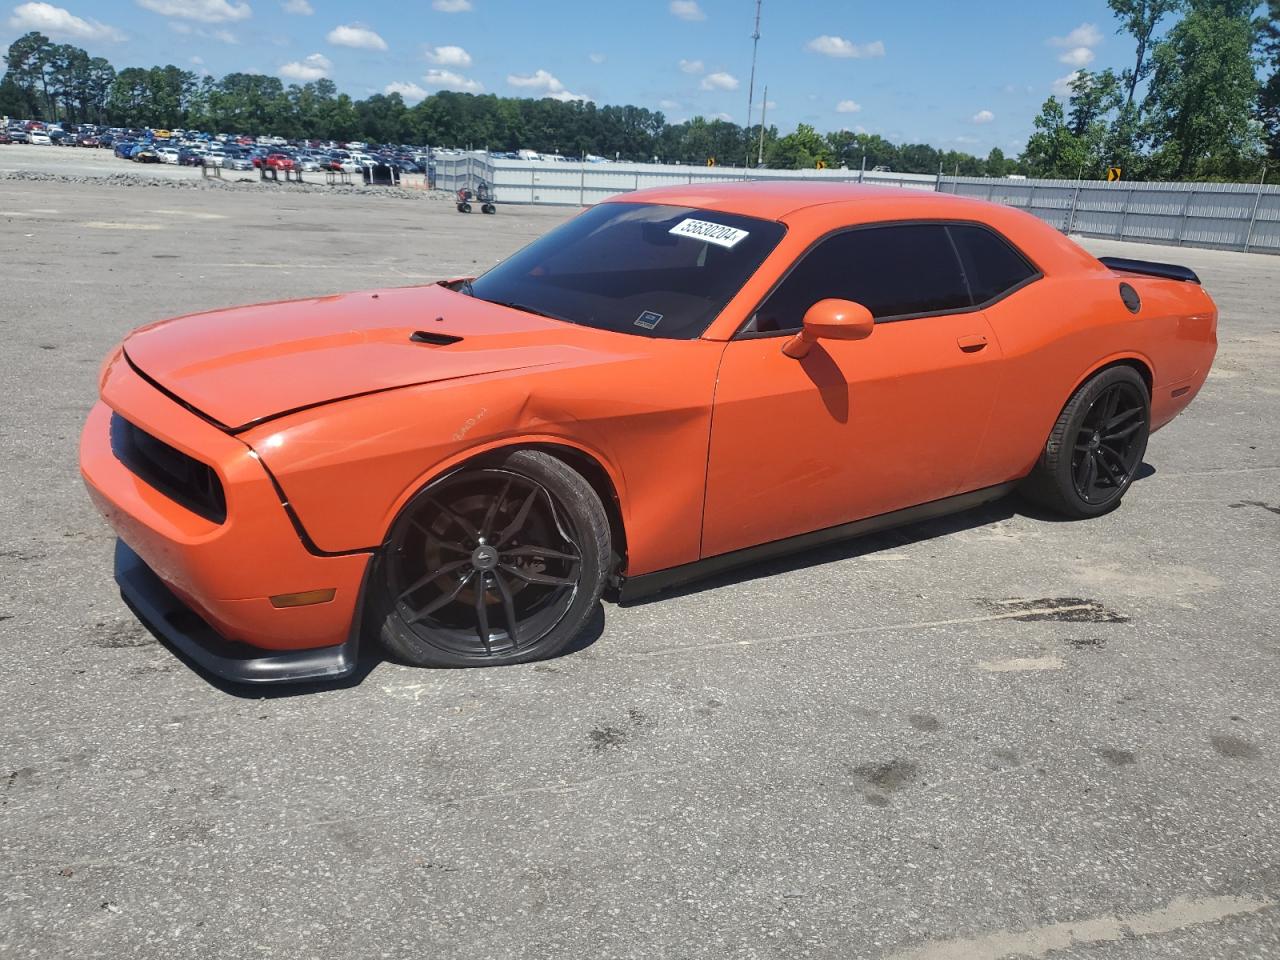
(669, 218, 750, 248)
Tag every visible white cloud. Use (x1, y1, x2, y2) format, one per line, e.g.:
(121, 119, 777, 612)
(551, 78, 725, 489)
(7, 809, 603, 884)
(1052, 70, 1083, 97)
(424, 44, 471, 67)
(972, 109, 995, 124)
(669, 0, 705, 21)
(588, 52, 605, 64)
(1049, 23, 1102, 50)
(1058, 46, 1095, 68)
(700, 71, 738, 91)
(168, 18, 234, 40)
(327, 23, 387, 49)
(8, 1, 126, 40)
(836, 99, 861, 114)
(659, 98, 681, 110)
(678, 58, 704, 74)
(279, 52, 330, 81)
(281, 0, 310, 12)
(424, 68, 482, 92)
(432, 0, 470, 10)
(385, 80, 428, 103)
(508, 68, 560, 90)
(713, 112, 732, 122)
(806, 35, 885, 59)
(506, 69, 589, 102)
(190, 53, 203, 63)
(135, 0, 250, 23)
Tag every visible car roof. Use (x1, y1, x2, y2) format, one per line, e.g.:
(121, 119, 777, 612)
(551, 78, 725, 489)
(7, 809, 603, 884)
(617, 180, 992, 221)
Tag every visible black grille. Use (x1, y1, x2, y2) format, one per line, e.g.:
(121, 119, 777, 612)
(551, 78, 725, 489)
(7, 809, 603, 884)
(110, 413, 227, 524)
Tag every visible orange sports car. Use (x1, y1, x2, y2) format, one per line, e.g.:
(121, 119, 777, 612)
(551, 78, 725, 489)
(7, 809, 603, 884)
(80, 183, 1218, 683)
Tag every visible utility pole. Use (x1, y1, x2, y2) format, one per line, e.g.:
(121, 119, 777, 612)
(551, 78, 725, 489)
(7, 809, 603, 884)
(757, 84, 768, 167)
(744, 0, 762, 170)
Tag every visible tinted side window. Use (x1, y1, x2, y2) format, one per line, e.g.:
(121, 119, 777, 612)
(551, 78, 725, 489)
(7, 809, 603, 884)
(753, 224, 971, 333)
(949, 224, 1036, 304)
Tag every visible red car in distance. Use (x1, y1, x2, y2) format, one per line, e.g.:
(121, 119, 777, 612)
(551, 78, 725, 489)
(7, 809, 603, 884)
(254, 153, 295, 171)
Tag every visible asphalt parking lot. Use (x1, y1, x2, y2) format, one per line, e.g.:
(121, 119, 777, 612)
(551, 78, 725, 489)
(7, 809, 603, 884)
(2, 163, 1279, 960)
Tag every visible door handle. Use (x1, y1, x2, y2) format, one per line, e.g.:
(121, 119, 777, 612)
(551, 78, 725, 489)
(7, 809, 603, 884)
(957, 334, 988, 353)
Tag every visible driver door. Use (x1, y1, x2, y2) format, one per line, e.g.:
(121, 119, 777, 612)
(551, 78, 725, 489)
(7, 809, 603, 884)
(701, 222, 1004, 558)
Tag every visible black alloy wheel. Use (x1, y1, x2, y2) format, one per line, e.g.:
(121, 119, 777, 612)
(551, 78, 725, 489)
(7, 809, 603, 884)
(1022, 365, 1151, 519)
(1069, 380, 1147, 506)
(377, 451, 610, 668)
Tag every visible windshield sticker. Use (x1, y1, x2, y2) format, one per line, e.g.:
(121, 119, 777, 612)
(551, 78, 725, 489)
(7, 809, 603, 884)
(668, 218, 750, 249)
(635, 310, 663, 330)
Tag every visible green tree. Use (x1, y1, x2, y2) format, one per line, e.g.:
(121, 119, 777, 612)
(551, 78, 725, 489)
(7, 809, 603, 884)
(1258, 0, 1280, 157)
(1144, 0, 1263, 178)
(4, 32, 53, 118)
(1022, 96, 1089, 177)
(984, 147, 1010, 177)
(765, 122, 829, 169)
(1109, 0, 1182, 111)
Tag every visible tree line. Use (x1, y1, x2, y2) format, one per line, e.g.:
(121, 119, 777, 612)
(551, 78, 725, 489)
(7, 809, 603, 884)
(2, 0, 1278, 179)
(0, 33, 1004, 174)
(1023, 0, 1279, 181)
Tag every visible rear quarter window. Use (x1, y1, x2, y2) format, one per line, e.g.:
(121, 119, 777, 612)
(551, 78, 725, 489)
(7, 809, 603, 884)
(948, 224, 1039, 305)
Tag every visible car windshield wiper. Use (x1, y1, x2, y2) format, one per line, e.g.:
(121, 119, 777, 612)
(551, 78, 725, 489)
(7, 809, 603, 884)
(485, 300, 572, 324)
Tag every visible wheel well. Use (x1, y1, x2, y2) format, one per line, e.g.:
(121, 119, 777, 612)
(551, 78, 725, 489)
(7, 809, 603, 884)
(1099, 357, 1153, 394)
(473, 442, 629, 581)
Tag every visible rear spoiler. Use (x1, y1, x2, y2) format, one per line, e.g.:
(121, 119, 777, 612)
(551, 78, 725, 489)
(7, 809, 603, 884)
(1098, 256, 1200, 285)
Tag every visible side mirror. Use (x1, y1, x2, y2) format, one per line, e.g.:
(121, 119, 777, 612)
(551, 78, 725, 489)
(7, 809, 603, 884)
(781, 299, 875, 359)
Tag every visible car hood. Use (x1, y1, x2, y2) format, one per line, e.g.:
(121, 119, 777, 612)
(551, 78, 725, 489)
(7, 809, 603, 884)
(123, 284, 627, 432)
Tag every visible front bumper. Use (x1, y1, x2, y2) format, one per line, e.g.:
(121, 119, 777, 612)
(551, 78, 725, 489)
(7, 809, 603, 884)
(116, 540, 360, 684)
(82, 352, 373, 682)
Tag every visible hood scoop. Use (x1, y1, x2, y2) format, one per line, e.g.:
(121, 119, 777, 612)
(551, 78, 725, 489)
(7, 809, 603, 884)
(410, 329, 463, 346)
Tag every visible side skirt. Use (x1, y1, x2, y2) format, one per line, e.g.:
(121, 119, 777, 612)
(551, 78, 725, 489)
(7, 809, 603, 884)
(617, 482, 1018, 604)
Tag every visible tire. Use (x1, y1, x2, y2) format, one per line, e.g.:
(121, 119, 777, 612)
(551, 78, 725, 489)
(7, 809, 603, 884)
(482, 203, 496, 214)
(1021, 365, 1150, 519)
(375, 450, 611, 668)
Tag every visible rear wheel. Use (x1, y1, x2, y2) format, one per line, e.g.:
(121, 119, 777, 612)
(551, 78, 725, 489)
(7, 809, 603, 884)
(1022, 365, 1150, 518)
(376, 451, 610, 668)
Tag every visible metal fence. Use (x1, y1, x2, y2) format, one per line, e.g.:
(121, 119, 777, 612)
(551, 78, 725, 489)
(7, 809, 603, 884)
(938, 176, 1280, 254)
(433, 155, 937, 206)
(434, 154, 1280, 254)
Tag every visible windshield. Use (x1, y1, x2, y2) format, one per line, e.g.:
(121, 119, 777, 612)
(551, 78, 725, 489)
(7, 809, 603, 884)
(467, 202, 786, 340)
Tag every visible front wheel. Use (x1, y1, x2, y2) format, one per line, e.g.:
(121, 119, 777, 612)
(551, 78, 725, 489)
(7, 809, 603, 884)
(1022, 365, 1150, 518)
(375, 450, 611, 668)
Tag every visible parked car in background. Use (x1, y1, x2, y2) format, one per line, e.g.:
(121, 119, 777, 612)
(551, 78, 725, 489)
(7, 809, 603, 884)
(77, 134, 100, 148)
(8, 128, 29, 143)
(156, 147, 180, 164)
(133, 146, 160, 163)
(29, 131, 52, 145)
(264, 152, 295, 171)
(0, 130, 11, 145)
